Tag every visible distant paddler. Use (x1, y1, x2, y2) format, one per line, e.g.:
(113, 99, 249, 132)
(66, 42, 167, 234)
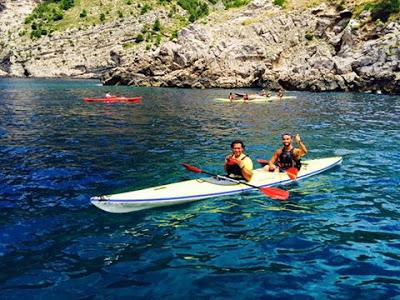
(259, 89, 271, 98)
(229, 92, 236, 102)
(277, 88, 285, 100)
(105, 92, 116, 98)
(236, 91, 270, 100)
(234, 92, 251, 101)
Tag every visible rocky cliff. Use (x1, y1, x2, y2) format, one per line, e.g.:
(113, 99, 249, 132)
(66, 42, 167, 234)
(0, 0, 40, 76)
(0, 0, 185, 78)
(0, 0, 399, 94)
(102, 1, 400, 94)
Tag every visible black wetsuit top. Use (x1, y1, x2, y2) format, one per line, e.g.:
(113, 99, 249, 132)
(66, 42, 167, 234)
(278, 148, 301, 170)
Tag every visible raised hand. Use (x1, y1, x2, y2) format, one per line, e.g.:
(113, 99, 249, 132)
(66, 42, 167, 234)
(295, 134, 301, 144)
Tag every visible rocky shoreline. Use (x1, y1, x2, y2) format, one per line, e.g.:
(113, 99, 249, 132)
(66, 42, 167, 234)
(1, 0, 399, 94)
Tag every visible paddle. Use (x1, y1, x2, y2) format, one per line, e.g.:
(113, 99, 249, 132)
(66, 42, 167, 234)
(181, 163, 289, 201)
(286, 167, 298, 180)
(256, 159, 269, 166)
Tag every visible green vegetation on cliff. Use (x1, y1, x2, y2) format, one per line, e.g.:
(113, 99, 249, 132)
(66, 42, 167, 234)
(178, 0, 209, 22)
(24, 0, 75, 38)
(365, 0, 400, 22)
(22, 0, 250, 41)
(273, 0, 286, 8)
(222, 0, 251, 9)
(16, 0, 400, 52)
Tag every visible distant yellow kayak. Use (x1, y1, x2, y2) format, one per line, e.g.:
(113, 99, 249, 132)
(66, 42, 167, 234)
(214, 95, 296, 102)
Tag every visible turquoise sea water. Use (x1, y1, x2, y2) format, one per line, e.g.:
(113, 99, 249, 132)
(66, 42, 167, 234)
(0, 78, 399, 299)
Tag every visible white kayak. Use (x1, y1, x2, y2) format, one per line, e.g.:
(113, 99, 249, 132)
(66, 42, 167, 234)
(214, 96, 296, 102)
(91, 156, 342, 213)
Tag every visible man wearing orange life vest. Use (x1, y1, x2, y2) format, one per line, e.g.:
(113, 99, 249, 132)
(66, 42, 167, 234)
(224, 140, 253, 181)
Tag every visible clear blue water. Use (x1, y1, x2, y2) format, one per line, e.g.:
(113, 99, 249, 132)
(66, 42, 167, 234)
(0, 78, 399, 299)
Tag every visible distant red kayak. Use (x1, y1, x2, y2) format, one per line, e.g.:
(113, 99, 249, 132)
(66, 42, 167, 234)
(83, 96, 142, 103)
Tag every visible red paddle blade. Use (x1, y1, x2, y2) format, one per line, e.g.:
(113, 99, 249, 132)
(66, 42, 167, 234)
(286, 167, 298, 180)
(260, 187, 289, 201)
(181, 163, 202, 173)
(256, 159, 269, 166)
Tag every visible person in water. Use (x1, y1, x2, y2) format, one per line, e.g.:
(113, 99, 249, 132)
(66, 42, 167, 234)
(259, 89, 271, 98)
(259, 89, 266, 96)
(277, 88, 284, 99)
(267, 133, 307, 172)
(224, 140, 253, 181)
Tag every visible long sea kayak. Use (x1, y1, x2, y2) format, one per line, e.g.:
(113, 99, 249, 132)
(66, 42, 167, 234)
(91, 156, 342, 213)
(83, 96, 142, 103)
(215, 96, 296, 102)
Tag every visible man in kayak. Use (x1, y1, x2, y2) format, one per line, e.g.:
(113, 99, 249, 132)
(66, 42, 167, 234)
(224, 140, 253, 181)
(277, 88, 284, 99)
(267, 133, 307, 172)
(259, 89, 266, 96)
(229, 92, 236, 102)
(259, 89, 271, 97)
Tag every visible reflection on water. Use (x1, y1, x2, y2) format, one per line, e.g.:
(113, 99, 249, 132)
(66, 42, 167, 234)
(0, 78, 400, 298)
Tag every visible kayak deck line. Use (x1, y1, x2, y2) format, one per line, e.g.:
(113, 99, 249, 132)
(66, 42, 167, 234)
(90, 157, 343, 212)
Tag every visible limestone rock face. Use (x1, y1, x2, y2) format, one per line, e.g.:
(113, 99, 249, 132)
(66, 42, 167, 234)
(0, 0, 39, 76)
(0, 0, 399, 94)
(0, 2, 176, 79)
(101, 1, 400, 94)
(0, 0, 39, 37)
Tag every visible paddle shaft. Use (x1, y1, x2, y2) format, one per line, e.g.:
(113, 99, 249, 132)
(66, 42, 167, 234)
(200, 170, 268, 191)
(181, 163, 289, 200)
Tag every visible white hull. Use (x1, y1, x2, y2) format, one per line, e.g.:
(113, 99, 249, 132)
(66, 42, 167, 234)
(91, 157, 342, 213)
